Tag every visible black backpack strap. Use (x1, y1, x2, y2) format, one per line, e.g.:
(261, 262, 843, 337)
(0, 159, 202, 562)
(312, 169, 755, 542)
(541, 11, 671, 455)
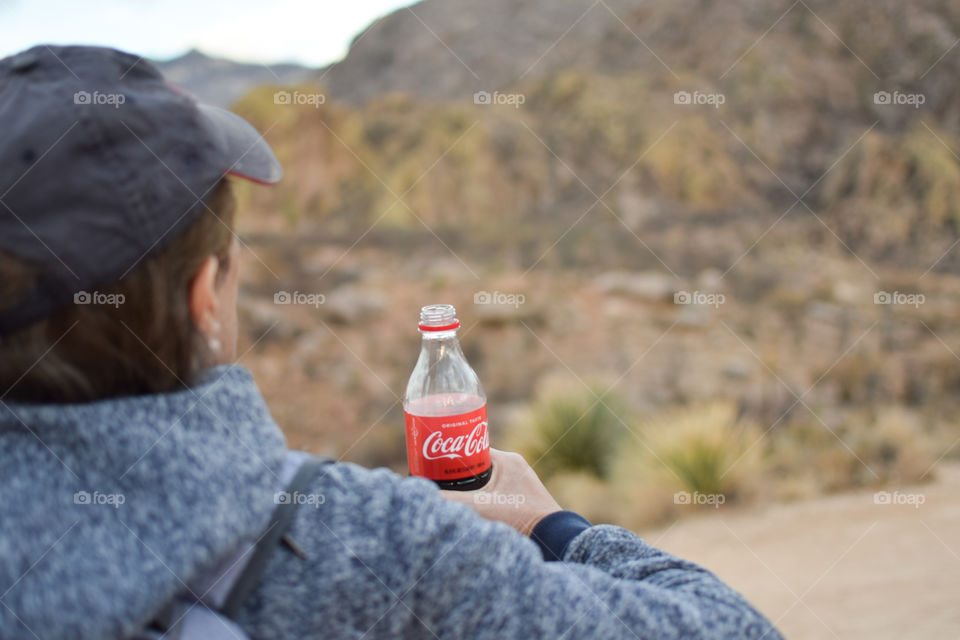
(220, 454, 334, 619)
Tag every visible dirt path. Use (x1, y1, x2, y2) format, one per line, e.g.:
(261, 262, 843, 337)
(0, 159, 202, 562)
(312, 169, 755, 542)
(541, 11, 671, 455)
(641, 464, 960, 639)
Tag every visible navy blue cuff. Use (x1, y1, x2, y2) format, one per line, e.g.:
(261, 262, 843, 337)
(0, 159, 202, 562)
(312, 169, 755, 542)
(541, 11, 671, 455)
(530, 510, 592, 562)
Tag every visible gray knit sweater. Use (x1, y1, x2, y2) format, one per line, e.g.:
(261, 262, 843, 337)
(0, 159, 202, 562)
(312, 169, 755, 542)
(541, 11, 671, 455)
(0, 365, 782, 639)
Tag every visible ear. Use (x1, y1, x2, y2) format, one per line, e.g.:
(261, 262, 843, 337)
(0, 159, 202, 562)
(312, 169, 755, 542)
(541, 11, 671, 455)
(189, 256, 220, 333)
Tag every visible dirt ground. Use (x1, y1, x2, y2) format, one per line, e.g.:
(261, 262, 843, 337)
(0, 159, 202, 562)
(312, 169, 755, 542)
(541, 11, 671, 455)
(641, 464, 960, 639)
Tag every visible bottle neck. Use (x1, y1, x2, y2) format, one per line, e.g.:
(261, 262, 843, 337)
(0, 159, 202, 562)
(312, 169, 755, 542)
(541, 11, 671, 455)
(405, 326, 484, 406)
(420, 329, 459, 342)
(419, 330, 463, 370)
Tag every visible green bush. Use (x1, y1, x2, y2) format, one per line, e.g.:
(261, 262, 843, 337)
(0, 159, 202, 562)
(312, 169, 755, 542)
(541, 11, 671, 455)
(520, 384, 631, 480)
(632, 401, 761, 500)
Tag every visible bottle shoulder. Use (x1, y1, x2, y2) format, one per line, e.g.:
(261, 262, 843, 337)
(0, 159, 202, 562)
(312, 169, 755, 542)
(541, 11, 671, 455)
(404, 336, 485, 406)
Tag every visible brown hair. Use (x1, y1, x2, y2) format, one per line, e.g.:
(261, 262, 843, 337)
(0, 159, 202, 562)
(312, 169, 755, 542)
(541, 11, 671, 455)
(0, 179, 237, 403)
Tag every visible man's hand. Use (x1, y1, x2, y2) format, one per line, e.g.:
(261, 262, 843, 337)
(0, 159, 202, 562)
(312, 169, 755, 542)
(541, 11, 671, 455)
(440, 449, 562, 536)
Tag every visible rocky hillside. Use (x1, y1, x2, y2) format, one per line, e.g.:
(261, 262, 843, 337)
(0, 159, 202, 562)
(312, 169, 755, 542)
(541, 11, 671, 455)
(233, 0, 960, 273)
(155, 49, 315, 107)
(220, 0, 960, 488)
(322, 0, 960, 112)
(308, 0, 960, 272)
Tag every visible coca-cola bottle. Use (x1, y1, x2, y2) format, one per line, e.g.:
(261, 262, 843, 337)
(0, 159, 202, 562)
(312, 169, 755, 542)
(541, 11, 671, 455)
(404, 304, 492, 490)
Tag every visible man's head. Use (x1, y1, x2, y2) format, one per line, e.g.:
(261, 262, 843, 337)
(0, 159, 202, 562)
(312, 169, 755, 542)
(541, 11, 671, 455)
(0, 45, 282, 402)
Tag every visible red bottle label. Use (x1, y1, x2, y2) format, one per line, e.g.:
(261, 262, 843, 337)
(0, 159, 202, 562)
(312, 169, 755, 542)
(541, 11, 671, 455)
(404, 406, 491, 482)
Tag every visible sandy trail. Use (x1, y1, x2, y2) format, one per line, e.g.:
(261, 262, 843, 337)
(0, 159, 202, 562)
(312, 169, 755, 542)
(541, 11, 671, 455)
(641, 464, 960, 639)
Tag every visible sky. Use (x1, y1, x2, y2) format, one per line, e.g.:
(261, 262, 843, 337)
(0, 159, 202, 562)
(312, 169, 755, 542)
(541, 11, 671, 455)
(0, 0, 415, 67)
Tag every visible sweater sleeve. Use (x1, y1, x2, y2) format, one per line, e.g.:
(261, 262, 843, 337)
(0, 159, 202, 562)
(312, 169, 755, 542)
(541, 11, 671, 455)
(530, 510, 593, 560)
(236, 462, 783, 640)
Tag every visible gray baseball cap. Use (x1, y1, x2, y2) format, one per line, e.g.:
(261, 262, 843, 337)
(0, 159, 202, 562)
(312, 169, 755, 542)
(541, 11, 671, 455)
(0, 44, 283, 335)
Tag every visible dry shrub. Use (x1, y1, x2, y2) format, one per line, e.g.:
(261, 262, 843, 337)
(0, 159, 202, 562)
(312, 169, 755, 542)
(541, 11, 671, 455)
(768, 406, 938, 495)
(848, 407, 937, 486)
(512, 382, 631, 480)
(632, 401, 763, 499)
(821, 351, 887, 404)
(587, 401, 766, 530)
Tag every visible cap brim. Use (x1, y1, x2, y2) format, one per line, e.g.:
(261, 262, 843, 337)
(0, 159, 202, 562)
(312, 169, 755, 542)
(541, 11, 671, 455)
(197, 104, 283, 185)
